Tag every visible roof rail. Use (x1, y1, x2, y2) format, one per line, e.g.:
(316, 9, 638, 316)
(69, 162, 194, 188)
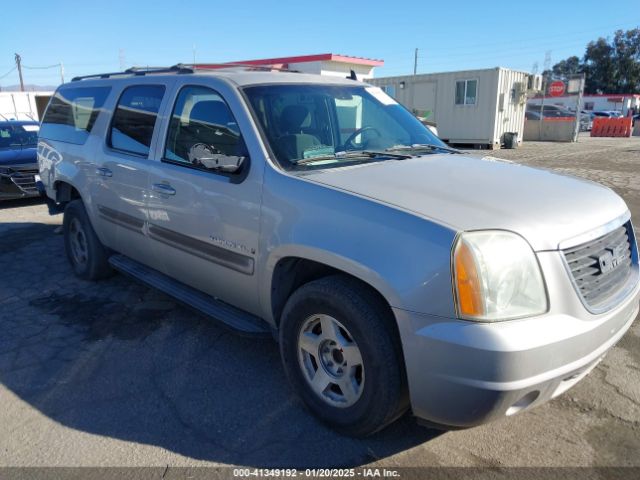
(71, 64, 194, 82)
(70, 62, 301, 82)
(188, 63, 301, 73)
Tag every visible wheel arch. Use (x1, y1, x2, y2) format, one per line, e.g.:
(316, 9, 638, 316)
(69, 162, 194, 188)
(53, 180, 82, 205)
(265, 247, 402, 329)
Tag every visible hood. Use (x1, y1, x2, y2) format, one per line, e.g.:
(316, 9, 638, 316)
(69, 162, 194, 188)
(0, 146, 37, 168)
(301, 154, 628, 251)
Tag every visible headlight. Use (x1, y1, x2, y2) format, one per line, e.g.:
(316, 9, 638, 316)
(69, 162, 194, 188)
(452, 231, 548, 321)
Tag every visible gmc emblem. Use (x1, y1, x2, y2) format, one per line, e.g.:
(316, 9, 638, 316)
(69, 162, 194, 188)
(598, 244, 626, 274)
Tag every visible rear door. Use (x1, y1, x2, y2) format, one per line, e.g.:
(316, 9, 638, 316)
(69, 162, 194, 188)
(145, 80, 264, 316)
(90, 81, 173, 266)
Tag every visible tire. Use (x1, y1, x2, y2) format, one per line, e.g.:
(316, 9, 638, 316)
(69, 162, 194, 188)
(279, 275, 408, 437)
(63, 199, 113, 280)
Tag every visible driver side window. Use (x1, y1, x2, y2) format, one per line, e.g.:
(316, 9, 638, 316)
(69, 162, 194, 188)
(164, 86, 246, 169)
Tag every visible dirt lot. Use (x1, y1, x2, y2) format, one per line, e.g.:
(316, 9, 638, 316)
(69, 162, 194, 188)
(0, 135, 638, 469)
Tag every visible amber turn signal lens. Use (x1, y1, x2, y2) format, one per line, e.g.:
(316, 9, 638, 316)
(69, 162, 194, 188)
(454, 239, 485, 317)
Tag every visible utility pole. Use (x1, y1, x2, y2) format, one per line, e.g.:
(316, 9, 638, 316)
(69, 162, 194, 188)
(413, 48, 418, 75)
(571, 73, 585, 143)
(14, 53, 24, 92)
(538, 51, 552, 140)
(60, 61, 65, 84)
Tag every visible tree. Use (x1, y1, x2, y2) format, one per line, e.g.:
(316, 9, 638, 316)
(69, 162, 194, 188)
(553, 56, 582, 77)
(541, 28, 640, 94)
(583, 37, 617, 93)
(611, 28, 640, 92)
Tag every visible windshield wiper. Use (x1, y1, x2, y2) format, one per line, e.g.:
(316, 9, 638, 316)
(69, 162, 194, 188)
(292, 150, 411, 165)
(386, 143, 461, 154)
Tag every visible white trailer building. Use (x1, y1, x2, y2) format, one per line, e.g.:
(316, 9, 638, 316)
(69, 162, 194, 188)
(0, 91, 53, 122)
(369, 67, 541, 148)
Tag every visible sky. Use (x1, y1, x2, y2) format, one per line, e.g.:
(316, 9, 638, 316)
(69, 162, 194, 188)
(1, 0, 639, 88)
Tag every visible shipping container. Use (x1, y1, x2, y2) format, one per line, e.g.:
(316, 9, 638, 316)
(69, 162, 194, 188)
(369, 67, 539, 148)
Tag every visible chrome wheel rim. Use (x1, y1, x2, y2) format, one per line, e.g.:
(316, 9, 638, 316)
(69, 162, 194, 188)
(69, 217, 88, 266)
(297, 314, 365, 408)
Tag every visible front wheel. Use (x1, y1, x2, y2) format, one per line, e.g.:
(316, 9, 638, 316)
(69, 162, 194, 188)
(279, 275, 408, 437)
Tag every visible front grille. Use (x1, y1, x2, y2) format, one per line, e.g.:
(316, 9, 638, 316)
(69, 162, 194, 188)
(563, 222, 634, 310)
(9, 170, 38, 195)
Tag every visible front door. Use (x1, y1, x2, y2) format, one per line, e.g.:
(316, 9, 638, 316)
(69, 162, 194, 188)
(145, 82, 263, 316)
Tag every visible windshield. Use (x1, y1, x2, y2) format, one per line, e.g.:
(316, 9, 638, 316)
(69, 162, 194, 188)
(243, 84, 448, 170)
(0, 123, 39, 149)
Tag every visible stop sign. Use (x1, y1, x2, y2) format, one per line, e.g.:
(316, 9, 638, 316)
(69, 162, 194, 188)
(549, 81, 566, 97)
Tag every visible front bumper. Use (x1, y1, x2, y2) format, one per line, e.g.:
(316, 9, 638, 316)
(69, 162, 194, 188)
(394, 279, 639, 428)
(0, 166, 39, 200)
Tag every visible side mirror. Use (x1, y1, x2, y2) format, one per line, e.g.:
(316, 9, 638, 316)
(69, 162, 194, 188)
(188, 143, 246, 173)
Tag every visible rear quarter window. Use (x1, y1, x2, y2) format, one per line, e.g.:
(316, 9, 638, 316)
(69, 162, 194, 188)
(108, 85, 165, 157)
(39, 86, 111, 145)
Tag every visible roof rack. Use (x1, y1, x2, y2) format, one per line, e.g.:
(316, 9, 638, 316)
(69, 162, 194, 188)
(71, 64, 194, 82)
(70, 62, 301, 82)
(187, 63, 301, 73)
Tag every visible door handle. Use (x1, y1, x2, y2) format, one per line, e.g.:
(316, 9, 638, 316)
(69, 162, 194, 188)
(96, 167, 113, 177)
(151, 183, 176, 196)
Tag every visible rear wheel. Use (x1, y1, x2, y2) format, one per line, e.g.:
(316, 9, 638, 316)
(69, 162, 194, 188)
(279, 275, 408, 437)
(63, 200, 113, 280)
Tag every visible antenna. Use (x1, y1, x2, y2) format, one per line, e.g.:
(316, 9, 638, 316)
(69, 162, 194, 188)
(119, 49, 126, 70)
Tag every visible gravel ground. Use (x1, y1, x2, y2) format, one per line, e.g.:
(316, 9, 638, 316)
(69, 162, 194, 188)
(0, 135, 638, 470)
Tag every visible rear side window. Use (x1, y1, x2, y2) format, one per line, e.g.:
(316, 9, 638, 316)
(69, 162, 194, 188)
(109, 85, 165, 156)
(40, 86, 111, 145)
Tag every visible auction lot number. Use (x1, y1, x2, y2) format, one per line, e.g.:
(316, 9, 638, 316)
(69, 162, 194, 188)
(233, 468, 400, 478)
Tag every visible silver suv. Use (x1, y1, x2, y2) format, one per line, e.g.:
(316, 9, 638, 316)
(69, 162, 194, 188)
(38, 65, 639, 436)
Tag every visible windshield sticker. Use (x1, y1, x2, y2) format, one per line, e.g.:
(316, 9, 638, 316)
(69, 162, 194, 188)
(303, 145, 335, 159)
(22, 125, 40, 132)
(365, 87, 398, 106)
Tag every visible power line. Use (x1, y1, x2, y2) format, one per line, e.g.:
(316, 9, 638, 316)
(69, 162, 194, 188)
(371, 20, 639, 57)
(0, 66, 17, 80)
(377, 38, 591, 61)
(22, 63, 62, 70)
(423, 40, 587, 58)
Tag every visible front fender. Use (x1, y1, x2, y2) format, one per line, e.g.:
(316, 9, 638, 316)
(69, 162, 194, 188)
(258, 167, 458, 321)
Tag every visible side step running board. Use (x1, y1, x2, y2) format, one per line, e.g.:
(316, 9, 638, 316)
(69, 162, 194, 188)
(108, 254, 271, 337)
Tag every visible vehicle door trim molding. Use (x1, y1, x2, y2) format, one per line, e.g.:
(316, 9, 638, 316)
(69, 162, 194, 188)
(96, 205, 254, 275)
(147, 223, 255, 275)
(97, 205, 145, 233)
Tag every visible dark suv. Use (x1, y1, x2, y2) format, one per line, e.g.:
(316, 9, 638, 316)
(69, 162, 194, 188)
(0, 120, 40, 200)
